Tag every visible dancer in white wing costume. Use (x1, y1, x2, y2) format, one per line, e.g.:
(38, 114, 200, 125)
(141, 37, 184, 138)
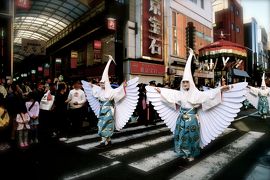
(146, 49, 247, 162)
(246, 72, 270, 119)
(82, 55, 139, 149)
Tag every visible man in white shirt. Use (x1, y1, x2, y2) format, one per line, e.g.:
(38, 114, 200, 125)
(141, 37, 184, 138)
(66, 81, 86, 135)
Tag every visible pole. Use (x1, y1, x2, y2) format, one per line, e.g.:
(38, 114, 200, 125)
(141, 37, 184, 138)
(10, 0, 14, 78)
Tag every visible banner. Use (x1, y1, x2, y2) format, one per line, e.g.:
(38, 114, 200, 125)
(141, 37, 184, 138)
(71, 51, 78, 69)
(21, 39, 46, 55)
(16, 0, 31, 10)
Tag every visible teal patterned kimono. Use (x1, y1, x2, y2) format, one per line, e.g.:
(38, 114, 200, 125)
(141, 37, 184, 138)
(174, 108, 200, 158)
(258, 94, 269, 116)
(98, 101, 114, 138)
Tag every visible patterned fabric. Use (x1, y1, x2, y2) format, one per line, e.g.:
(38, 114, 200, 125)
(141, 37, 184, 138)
(174, 108, 200, 158)
(258, 94, 269, 116)
(98, 101, 114, 138)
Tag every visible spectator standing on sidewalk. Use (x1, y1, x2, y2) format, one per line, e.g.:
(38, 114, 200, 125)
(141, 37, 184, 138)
(55, 82, 69, 141)
(66, 81, 86, 136)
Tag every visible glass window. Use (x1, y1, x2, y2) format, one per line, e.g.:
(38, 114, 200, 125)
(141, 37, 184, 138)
(231, 23, 234, 30)
(230, 4, 234, 11)
(236, 27, 240, 32)
(201, 0, 204, 9)
(189, 0, 197, 4)
(236, 9, 239, 16)
(172, 11, 176, 26)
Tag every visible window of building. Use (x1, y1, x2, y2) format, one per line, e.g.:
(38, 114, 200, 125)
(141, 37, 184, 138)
(236, 9, 239, 16)
(189, 0, 197, 4)
(230, 4, 234, 11)
(231, 23, 234, 30)
(201, 0, 204, 9)
(236, 26, 240, 32)
(172, 11, 176, 26)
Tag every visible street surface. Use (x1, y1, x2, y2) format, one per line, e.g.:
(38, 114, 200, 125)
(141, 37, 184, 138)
(1, 108, 270, 180)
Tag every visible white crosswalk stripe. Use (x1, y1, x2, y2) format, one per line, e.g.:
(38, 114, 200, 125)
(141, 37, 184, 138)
(65, 122, 164, 144)
(77, 126, 169, 150)
(100, 128, 236, 160)
(170, 131, 264, 180)
(128, 128, 236, 172)
(62, 120, 264, 179)
(62, 161, 120, 180)
(100, 134, 173, 159)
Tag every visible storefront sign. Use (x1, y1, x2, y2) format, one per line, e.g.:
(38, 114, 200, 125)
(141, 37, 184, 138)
(94, 40, 102, 49)
(22, 39, 46, 55)
(44, 68, 49, 77)
(16, 0, 31, 10)
(38, 66, 43, 72)
(142, 0, 163, 60)
(71, 51, 78, 69)
(130, 61, 165, 75)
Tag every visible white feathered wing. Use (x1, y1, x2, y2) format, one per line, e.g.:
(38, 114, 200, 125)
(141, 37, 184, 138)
(81, 80, 101, 117)
(114, 77, 139, 131)
(245, 87, 259, 109)
(198, 82, 247, 148)
(145, 86, 180, 133)
(146, 82, 247, 148)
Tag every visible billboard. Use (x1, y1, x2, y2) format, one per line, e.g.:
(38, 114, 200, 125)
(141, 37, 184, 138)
(142, 0, 163, 60)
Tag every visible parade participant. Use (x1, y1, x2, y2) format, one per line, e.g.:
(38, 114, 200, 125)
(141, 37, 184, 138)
(82, 55, 139, 149)
(246, 72, 270, 119)
(146, 49, 247, 162)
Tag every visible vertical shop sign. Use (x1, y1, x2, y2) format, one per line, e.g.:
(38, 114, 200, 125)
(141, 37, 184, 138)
(71, 51, 78, 69)
(142, 0, 163, 60)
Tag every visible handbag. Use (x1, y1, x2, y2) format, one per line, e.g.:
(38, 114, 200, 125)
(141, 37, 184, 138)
(40, 90, 55, 111)
(0, 107, 9, 127)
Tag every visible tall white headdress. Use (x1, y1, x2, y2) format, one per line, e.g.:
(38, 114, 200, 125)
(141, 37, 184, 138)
(100, 55, 114, 82)
(100, 55, 116, 89)
(180, 48, 197, 91)
(261, 72, 266, 87)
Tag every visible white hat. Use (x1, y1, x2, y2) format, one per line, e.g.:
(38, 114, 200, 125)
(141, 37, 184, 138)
(181, 48, 196, 91)
(261, 72, 266, 87)
(100, 55, 116, 83)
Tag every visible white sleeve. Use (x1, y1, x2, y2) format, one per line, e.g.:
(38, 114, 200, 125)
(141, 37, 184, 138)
(160, 89, 182, 110)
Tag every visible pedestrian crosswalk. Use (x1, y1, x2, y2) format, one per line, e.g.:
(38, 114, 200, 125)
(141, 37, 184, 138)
(61, 121, 265, 180)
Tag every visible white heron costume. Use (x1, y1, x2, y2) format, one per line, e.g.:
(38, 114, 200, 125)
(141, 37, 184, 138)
(246, 72, 270, 119)
(82, 55, 139, 147)
(146, 49, 247, 159)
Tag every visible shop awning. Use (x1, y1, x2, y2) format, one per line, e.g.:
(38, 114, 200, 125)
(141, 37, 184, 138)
(199, 39, 247, 59)
(232, 69, 250, 78)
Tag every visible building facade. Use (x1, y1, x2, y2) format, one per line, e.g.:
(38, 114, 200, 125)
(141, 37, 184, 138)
(165, 0, 214, 87)
(244, 18, 259, 85)
(257, 26, 268, 70)
(213, 0, 244, 46)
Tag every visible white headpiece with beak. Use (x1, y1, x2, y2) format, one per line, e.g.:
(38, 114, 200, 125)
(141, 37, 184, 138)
(261, 72, 266, 87)
(100, 55, 116, 89)
(180, 48, 197, 92)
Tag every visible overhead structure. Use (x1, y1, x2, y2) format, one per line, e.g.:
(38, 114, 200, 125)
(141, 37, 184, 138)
(198, 33, 249, 83)
(14, 0, 89, 62)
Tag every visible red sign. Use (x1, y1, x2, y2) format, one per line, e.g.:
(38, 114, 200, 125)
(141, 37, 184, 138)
(16, 0, 31, 10)
(94, 40, 102, 49)
(142, 0, 163, 60)
(130, 61, 165, 75)
(107, 18, 116, 30)
(71, 58, 77, 69)
(44, 68, 49, 77)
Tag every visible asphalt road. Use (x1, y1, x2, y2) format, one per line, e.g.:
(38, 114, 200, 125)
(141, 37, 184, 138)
(1, 107, 270, 180)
